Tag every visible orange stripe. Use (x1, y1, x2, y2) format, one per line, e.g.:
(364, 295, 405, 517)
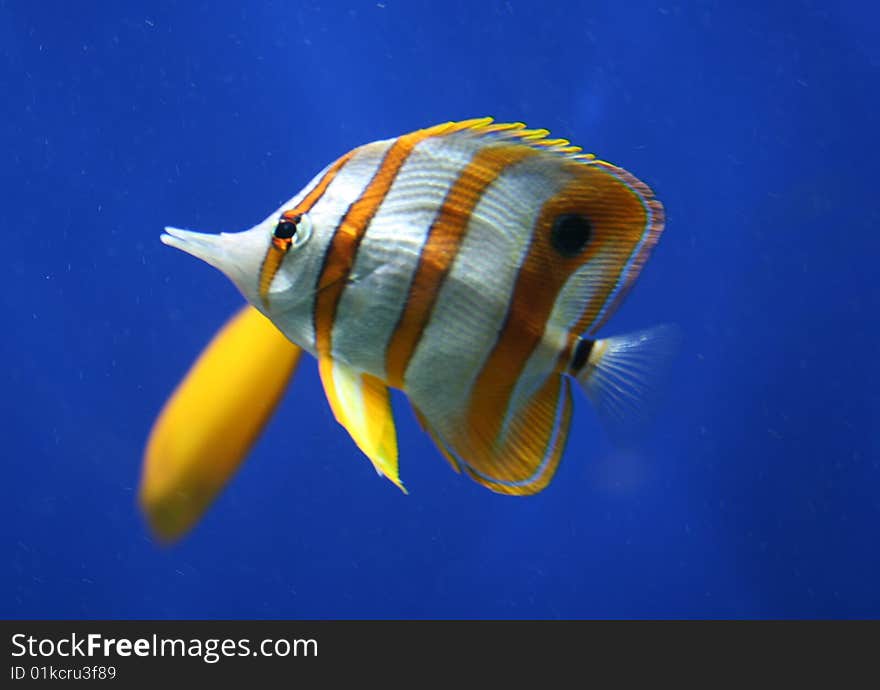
(313, 120, 486, 358)
(258, 239, 289, 305)
(579, 160, 665, 336)
(384, 143, 537, 388)
(465, 163, 649, 443)
(256, 152, 354, 307)
(297, 151, 356, 216)
(459, 374, 572, 495)
(555, 161, 664, 371)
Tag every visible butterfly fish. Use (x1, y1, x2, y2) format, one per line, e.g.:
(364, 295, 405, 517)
(141, 118, 676, 541)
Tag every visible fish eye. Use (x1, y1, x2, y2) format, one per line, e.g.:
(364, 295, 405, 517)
(274, 214, 301, 240)
(551, 213, 592, 257)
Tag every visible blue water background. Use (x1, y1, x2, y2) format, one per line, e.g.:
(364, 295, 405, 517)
(2, 1, 878, 618)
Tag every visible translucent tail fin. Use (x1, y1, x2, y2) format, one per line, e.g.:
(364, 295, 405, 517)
(575, 324, 681, 440)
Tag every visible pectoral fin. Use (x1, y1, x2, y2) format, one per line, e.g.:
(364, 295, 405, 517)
(139, 306, 302, 543)
(318, 358, 404, 492)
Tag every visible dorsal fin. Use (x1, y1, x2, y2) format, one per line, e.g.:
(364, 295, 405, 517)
(428, 117, 596, 160)
(439, 117, 665, 340)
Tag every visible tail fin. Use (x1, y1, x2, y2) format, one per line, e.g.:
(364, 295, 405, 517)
(574, 324, 681, 440)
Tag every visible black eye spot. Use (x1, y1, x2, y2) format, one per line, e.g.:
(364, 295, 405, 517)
(551, 214, 592, 258)
(274, 215, 300, 240)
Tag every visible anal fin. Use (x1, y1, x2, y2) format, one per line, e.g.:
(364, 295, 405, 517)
(412, 405, 461, 474)
(417, 374, 573, 495)
(318, 358, 404, 492)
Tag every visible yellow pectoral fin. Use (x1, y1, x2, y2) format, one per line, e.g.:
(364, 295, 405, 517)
(139, 305, 302, 543)
(317, 358, 404, 493)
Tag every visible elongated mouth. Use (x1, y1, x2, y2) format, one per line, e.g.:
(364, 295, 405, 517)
(160, 227, 229, 270)
(161, 223, 355, 310)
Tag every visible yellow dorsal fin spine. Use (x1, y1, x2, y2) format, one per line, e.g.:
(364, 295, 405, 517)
(441, 117, 597, 161)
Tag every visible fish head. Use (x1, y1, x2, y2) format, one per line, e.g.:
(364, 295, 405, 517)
(161, 208, 319, 322)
